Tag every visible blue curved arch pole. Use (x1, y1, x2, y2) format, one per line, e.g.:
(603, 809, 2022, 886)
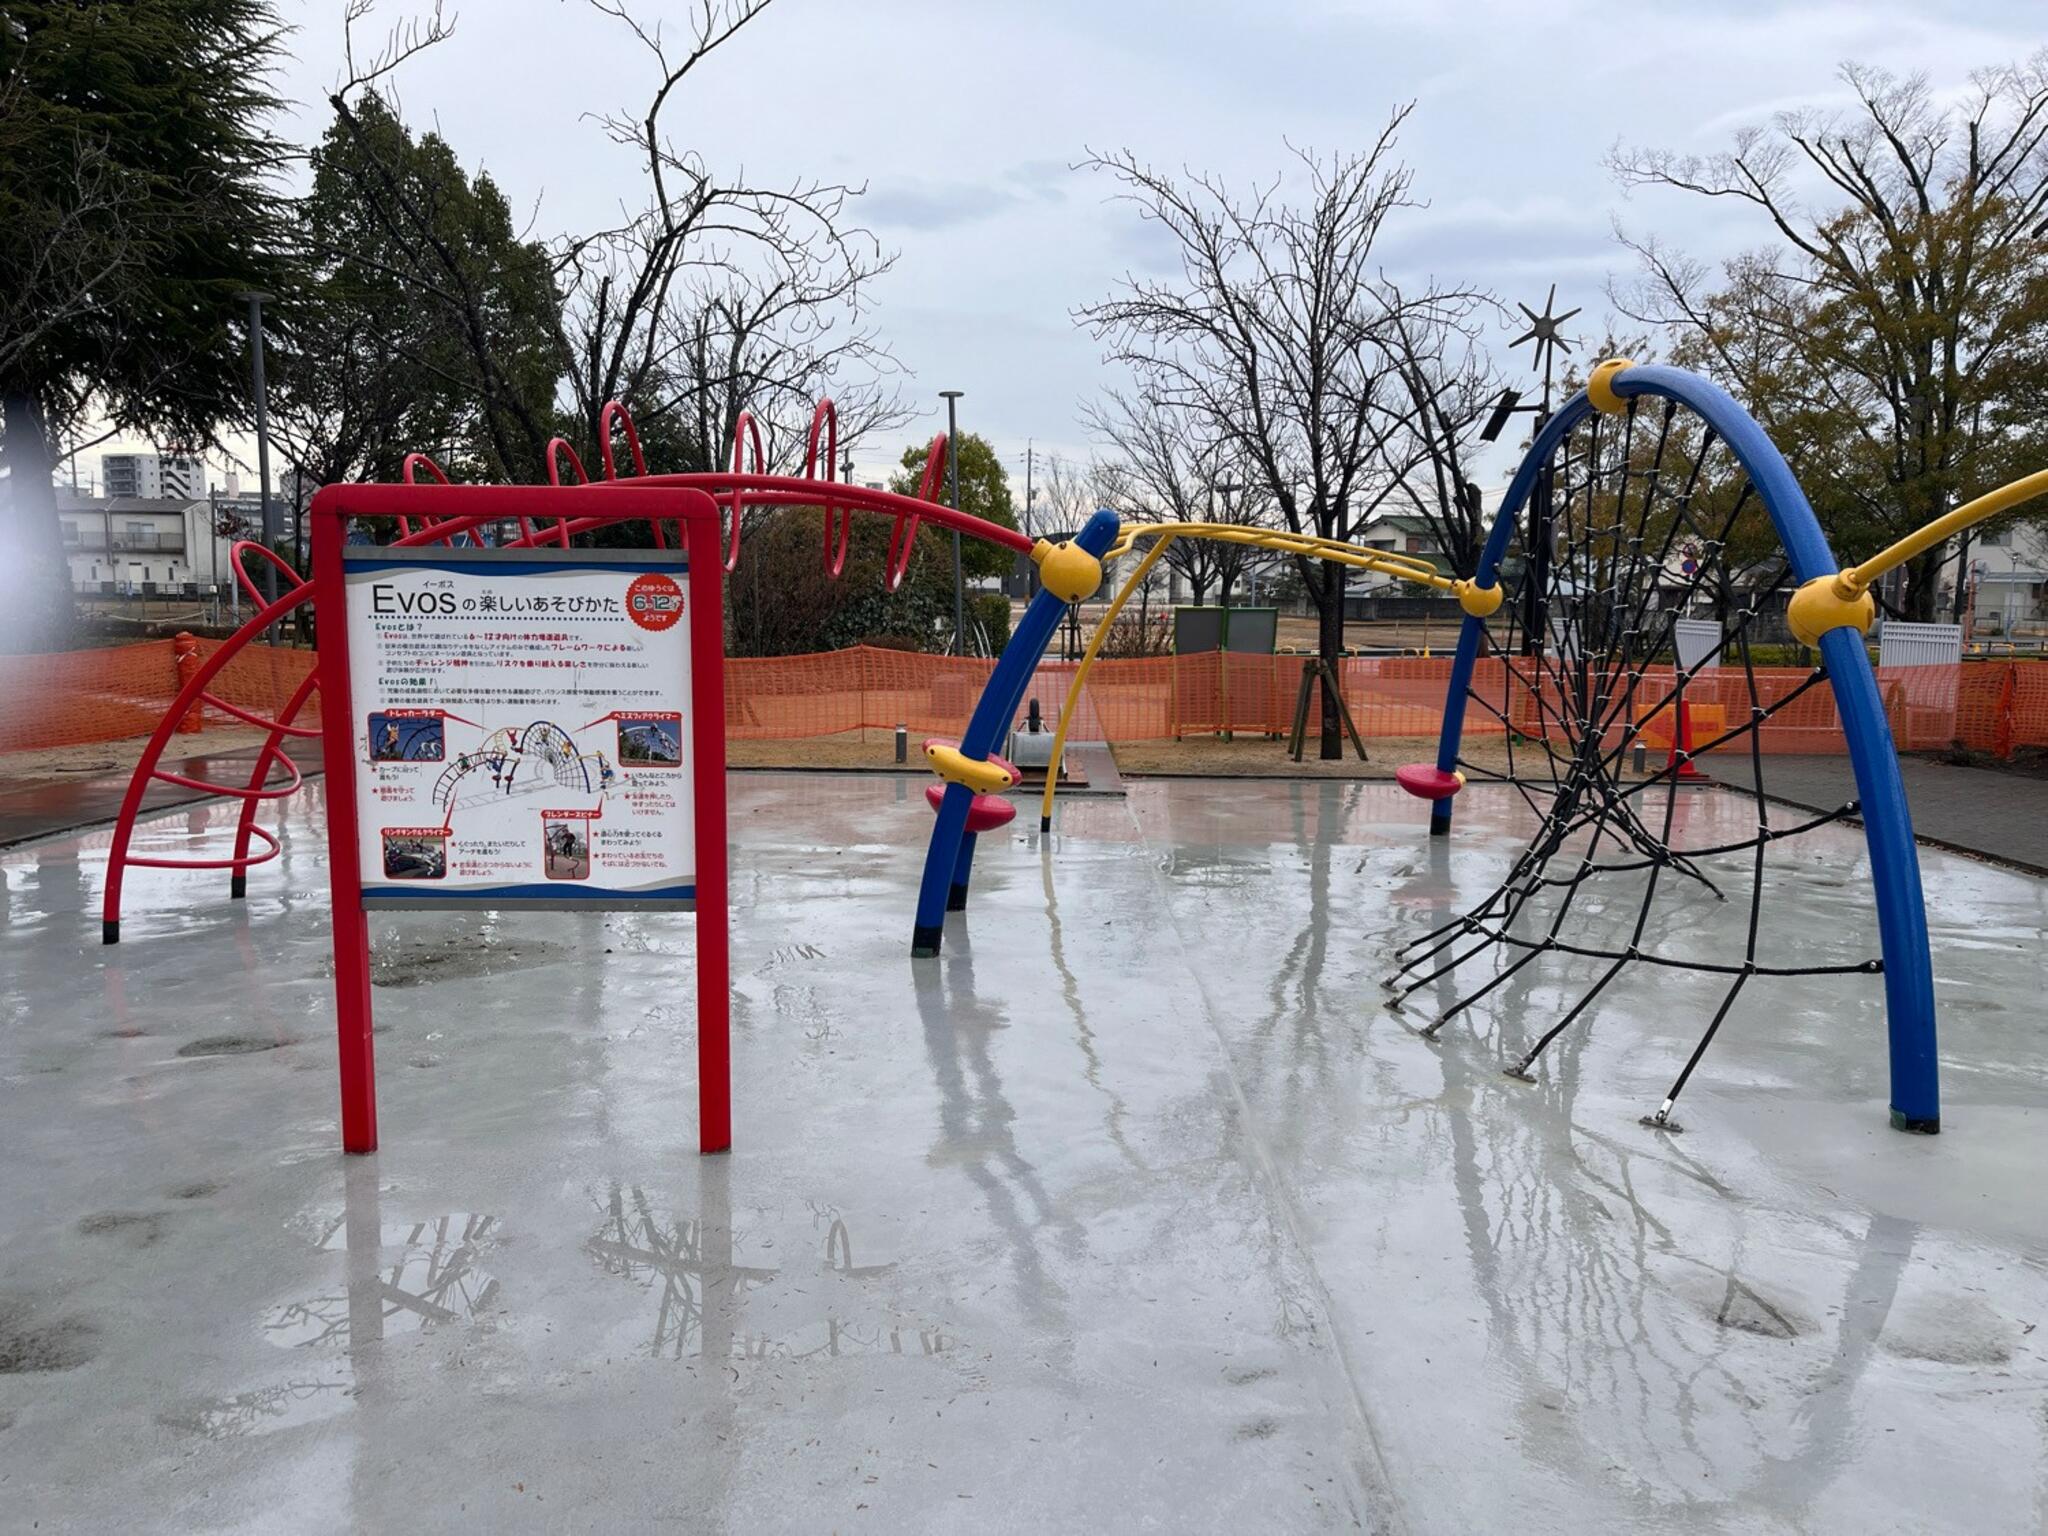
(912, 509, 1122, 957)
(1426, 364, 1939, 1132)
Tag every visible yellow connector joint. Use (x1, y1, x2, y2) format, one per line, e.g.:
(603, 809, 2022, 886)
(1454, 579, 1503, 618)
(925, 742, 1018, 794)
(1587, 357, 1635, 415)
(1031, 538, 1105, 604)
(1786, 571, 1876, 646)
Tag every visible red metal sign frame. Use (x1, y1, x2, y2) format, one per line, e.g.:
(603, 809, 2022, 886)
(309, 484, 731, 1155)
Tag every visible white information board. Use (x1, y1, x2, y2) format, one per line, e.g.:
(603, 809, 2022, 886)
(343, 548, 694, 907)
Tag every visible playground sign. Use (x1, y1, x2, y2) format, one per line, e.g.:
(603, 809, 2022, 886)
(311, 483, 730, 1157)
(343, 548, 695, 906)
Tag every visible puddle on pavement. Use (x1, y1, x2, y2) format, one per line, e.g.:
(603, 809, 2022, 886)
(370, 933, 572, 988)
(157, 1363, 355, 1440)
(585, 1186, 945, 1363)
(262, 1209, 502, 1350)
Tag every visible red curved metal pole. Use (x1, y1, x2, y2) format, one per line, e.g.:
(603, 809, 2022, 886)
(231, 538, 307, 611)
(807, 399, 850, 579)
(724, 410, 765, 573)
(229, 668, 323, 896)
(598, 401, 661, 546)
(884, 432, 950, 592)
(541, 438, 588, 547)
(101, 581, 318, 942)
(398, 455, 454, 541)
(547, 438, 590, 486)
(598, 401, 648, 479)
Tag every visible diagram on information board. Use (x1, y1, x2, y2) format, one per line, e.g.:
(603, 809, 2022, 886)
(430, 720, 619, 824)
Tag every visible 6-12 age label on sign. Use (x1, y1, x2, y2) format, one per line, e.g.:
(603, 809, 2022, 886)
(343, 548, 694, 907)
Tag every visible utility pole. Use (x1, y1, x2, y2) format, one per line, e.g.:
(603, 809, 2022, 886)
(940, 390, 965, 655)
(1022, 440, 1034, 537)
(235, 291, 278, 643)
(841, 448, 854, 486)
(1952, 401, 1984, 625)
(1213, 475, 1239, 605)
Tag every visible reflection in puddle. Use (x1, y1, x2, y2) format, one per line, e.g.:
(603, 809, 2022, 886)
(586, 1183, 947, 1362)
(157, 1364, 355, 1440)
(263, 1210, 500, 1349)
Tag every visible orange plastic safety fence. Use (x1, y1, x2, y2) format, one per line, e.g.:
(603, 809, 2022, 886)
(0, 640, 320, 754)
(12, 641, 2048, 761)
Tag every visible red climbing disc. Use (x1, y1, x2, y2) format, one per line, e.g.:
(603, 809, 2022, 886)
(1396, 764, 1463, 802)
(924, 783, 1018, 832)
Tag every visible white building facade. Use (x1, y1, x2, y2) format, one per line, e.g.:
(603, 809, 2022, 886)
(99, 452, 206, 502)
(58, 493, 242, 595)
(1951, 523, 2048, 639)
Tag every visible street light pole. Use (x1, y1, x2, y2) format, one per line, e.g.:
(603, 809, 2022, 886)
(940, 389, 965, 655)
(1214, 477, 1239, 604)
(235, 290, 278, 643)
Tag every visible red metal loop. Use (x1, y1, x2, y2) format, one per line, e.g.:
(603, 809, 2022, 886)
(806, 399, 850, 579)
(152, 750, 303, 803)
(198, 689, 322, 738)
(884, 506, 922, 592)
(541, 438, 587, 547)
(917, 432, 949, 504)
(883, 432, 949, 592)
(724, 411, 765, 573)
(599, 401, 648, 480)
(402, 453, 451, 486)
(598, 401, 661, 546)
(547, 437, 591, 486)
(128, 822, 282, 873)
(230, 539, 307, 610)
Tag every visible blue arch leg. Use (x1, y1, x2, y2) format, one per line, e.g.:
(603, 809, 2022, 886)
(948, 832, 978, 911)
(1429, 616, 1488, 837)
(1822, 629, 1940, 1131)
(913, 509, 1121, 956)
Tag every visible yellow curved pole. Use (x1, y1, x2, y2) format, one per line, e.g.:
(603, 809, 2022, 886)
(1105, 521, 1455, 591)
(1039, 534, 1177, 831)
(1843, 468, 2048, 596)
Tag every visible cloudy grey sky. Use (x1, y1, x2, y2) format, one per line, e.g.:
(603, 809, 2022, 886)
(118, 0, 2048, 492)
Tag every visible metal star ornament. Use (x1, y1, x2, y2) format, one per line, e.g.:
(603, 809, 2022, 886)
(1508, 284, 1581, 380)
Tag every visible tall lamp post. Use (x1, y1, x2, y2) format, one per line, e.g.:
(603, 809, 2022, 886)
(1213, 475, 1239, 604)
(940, 389, 965, 655)
(233, 290, 278, 643)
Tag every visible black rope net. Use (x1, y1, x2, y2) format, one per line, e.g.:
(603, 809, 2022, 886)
(1385, 394, 1881, 1128)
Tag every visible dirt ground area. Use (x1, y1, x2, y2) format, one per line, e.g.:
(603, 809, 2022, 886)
(1108, 734, 1589, 780)
(0, 724, 279, 783)
(723, 728, 1613, 784)
(727, 728, 909, 770)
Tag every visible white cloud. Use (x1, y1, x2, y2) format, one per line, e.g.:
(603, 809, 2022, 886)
(80, 0, 2048, 488)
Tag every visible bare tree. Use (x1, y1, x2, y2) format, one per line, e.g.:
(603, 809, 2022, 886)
(1088, 386, 1272, 605)
(1077, 116, 1482, 756)
(1028, 451, 1097, 540)
(1610, 55, 2048, 619)
(324, 2, 562, 479)
(555, 0, 908, 474)
(1374, 293, 1502, 580)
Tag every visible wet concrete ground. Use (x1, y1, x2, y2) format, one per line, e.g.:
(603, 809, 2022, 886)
(1, 776, 2044, 1532)
(0, 747, 282, 849)
(1705, 752, 2048, 875)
